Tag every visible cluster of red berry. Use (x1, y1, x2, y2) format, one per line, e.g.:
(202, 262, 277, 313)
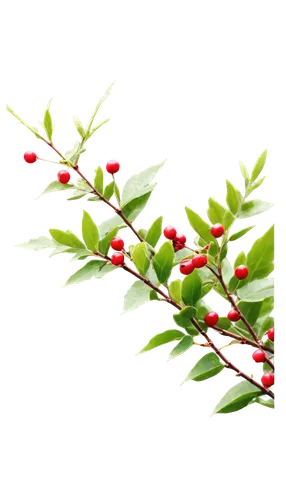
(110, 236, 125, 266)
(252, 327, 275, 387)
(163, 225, 187, 251)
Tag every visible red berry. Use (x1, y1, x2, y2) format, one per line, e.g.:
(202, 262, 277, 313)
(179, 259, 195, 275)
(163, 226, 177, 240)
(252, 349, 266, 363)
(106, 160, 120, 174)
(234, 265, 249, 280)
(210, 223, 225, 238)
(174, 242, 184, 252)
(174, 233, 186, 245)
(227, 309, 240, 322)
(111, 252, 124, 266)
(261, 372, 275, 387)
(267, 327, 274, 341)
(205, 311, 219, 326)
(110, 236, 124, 251)
(192, 254, 208, 268)
(20, 149, 39, 167)
(57, 170, 71, 184)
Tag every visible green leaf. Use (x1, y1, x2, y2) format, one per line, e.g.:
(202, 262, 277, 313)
(85, 82, 115, 137)
(251, 397, 274, 409)
(153, 241, 174, 284)
(67, 190, 87, 201)
(49, 229, 85, 249)
(98, 215, 126, 239)
(169, 279, 182, 303)
(168, 336, 194, 361)
(239, 161, 249, 185)
(234, 251, 247, 268)
(248, 176, 266, 195)
(259, 315, 274, 340)
(16, 236, 59, 251)
(89, 118, 110, 137)
(207, 198, 234, 229)
(132, 242, 150, 276)
(238, 200, 273, 218)
(63, 260, 116, 286)
(123, 191, 154, 222)
(137, 330, 185, 355)
(212, 381, 263, 415)
(103, 181, 114, 200)
(250, 150, 267, 183)
(221, 258, 233, 285)
(185, 207, 218, 248)
(73, 115, 85, 138)
(145, 216, 163, 248)
(173, 306, 196, 329)
(122, 280, 157, 314)
(182, 269, 202, 306)
(121, 160, 165, 207)
(173, 248, 194, 265)
(217, 317, 232, 330)
(98, 227, 119, 255)
(82, 211, 99, 252)
(94, 167, 104, 194)
(238, 301, 262, 326)
(6, 104, 43, 139)
(114, 183, 121, 205)
(37, 180, 74, 198)
(226, 180, 242, 215)
(43, 99, 53, 141)
(182, 353, 224, 383)
(229, 226, 255, 242)
(138, 229, 147, 239)
(247, 225, 274, 281)
(238, 279, 274, 302)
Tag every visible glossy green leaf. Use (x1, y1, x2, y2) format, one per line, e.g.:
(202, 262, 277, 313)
(229, 226, 255, 242)
(122, 280, 157, 314)
(132, 242, 150, 276)
(37, 180, 75, 198)
(137, 330, 185, 355)
(168, 336, 194, 361)
(250, 150, 267, 183)
(226, 180, 242, 215)
(16, 236, 59, 251)
(98, 227, 119, 255)
(207, 198, 234, 228)
(169, 279, 182, 303)
(182, 353, 224, 384)
(212, 381, 263, 415)
(251, 397, 274, 409)
(182, 270, 202, 306)
(63, 260, 116, 286)
(94, 167, 104, 194)
(239, 161, 249, 184)
(123, 191, 154, 222)
(247, 225, 274, 281)
(173, 306, 196, 329)
(121, 160, 165, 207)
(185, 207, 218, 249)
(82, 211, 99, 252)
(153, 241, 174, 284)
(49, 229, 85, 249)
(173, 248, 194, 265)
(104, 181, 115, 200)
(238, 301, 262, 326)
(238, 279, 274, 302)
(43, 99, 53, 141)
(145, 216, 163, 248)
(238, 199, 273, 219)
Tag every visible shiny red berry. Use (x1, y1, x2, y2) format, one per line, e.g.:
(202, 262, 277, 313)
(192, 254, 207, 268)
(261, 372, 274, 387)
(205, 311, 219, 326)
(20, 149, 39, 167)
(234, 265, 248, 280)
(111, 236, 124, 251)
(57, 170, 70, 184)
(227, 309, 240, 322)
(174, 242, 184, 252)
(174, 233, 186, 245)
(210, 223, 225, 238)
(252, 349, 266, 363)
(179, 259, 195, 275)
(267, 327, 274, 341)
(106, 160, 120, 174)
(111, 252, 124, 266)
(163, 226, 177, 239)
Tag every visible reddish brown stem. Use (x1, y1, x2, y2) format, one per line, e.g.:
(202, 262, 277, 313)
(212, 326, 274, 354)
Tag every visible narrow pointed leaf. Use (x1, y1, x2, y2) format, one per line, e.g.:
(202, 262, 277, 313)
(250, 150, 267, 183)
(182, 353, 224, 383)
(98, 226, 119, 255)
(238, 199, 273, 218)
(137, 330, 185, 355)
(226, 180, 242, 215)
(16, 236, 59, 251)
(185, 207, 218, 249)
(168, 336, 194, 361)
(248, 176, 266, 195)
(153, 240, 174, 284)
(229, 226, 255, 242)
(82, 211, 99, 252)
(247, 225, 274, 281)
(43, 99, 53, 141)
(212, 381, 263, 415)
(63, 260, 116, 286)
(132, 242, 150, 276)
(239, 161, 249, 183)
(145, 216, 163, 248)
(182, 270, 202, 306)
(94, 167, 104, 193)
(37, 181, 74, 198)
(207, 197, 234, 228)
(49, 229, 85, 249)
